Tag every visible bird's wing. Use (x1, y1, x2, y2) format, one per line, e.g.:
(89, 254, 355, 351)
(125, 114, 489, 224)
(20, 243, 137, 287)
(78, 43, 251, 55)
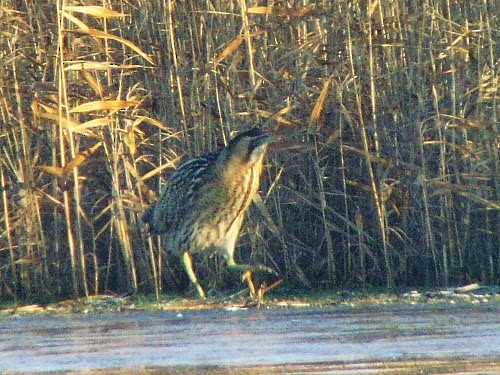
(149, 152, 219, 234)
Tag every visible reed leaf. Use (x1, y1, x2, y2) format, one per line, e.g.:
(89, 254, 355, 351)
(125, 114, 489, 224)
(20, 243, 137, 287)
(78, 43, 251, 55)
(64, 61, 142, 71)
(247, 6, 314, 17)
(64, 5, 128, 19)
(61, 142, 103, 176)
(309, 77, 332, 132)
(68, 28, 154, 65)
(213, 36, 244, 66)
(69, 100, 141, 113)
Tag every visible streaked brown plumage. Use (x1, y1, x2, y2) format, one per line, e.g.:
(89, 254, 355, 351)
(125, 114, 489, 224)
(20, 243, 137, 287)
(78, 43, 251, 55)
(143, 128, 276, 299)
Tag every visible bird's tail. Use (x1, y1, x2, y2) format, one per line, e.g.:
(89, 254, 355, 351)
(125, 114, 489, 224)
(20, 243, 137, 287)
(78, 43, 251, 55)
(142, 203, 158, 234)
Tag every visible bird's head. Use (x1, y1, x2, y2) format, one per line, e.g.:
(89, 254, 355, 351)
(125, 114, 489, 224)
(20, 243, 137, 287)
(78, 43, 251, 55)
(220, 127, 276, 167)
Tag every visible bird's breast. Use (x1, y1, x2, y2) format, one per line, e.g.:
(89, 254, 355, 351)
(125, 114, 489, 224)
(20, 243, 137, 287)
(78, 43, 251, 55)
(165, 160, 264, 255)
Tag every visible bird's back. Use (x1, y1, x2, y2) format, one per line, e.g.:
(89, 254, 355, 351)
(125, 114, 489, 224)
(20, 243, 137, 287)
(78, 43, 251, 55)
(146, 152, 218, 236)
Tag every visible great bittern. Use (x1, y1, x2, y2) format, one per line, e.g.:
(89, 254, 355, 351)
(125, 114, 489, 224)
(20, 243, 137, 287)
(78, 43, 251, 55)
(143, 127, 276, 299)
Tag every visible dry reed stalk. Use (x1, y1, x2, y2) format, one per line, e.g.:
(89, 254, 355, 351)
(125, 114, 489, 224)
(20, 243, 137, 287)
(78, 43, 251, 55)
(0, 0, 498, 301)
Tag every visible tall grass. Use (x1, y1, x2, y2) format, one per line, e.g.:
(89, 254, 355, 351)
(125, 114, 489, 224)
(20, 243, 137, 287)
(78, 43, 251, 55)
(0, 0, 498, 301)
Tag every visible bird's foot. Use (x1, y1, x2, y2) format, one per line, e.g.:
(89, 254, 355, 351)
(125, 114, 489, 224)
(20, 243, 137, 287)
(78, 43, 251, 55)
(241, 271, 283, 306)
(225, 261, 279, 304)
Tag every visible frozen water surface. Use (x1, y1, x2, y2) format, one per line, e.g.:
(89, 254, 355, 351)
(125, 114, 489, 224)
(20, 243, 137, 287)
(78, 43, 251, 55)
(0, 303, 498, 373)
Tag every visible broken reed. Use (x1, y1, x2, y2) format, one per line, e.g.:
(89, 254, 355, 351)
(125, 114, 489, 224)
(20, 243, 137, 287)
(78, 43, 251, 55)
(0, 0, 498, 301)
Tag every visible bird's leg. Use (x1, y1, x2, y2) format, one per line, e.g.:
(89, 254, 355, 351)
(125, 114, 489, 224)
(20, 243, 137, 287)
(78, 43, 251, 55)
(241, 270, 256, 299)
(181, 251, 206, 299)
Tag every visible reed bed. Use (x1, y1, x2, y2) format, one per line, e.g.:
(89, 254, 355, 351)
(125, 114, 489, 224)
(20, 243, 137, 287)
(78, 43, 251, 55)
(0, 0, 498, 301)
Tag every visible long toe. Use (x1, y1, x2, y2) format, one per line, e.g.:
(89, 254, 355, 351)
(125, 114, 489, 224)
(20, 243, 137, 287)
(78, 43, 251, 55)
(257, 264, 278, 276)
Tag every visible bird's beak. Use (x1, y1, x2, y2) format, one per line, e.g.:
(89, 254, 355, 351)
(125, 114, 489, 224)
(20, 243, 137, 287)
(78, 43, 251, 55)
(264, 132, 280, 143)
(251, 132, 279, 149)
